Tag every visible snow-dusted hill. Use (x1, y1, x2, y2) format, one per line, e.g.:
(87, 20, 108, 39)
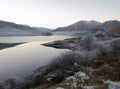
(0, 20, 52, 37)
(53, 20, 120, 36)
(54, 20, 100, 32)
(99, 20, 120, 31)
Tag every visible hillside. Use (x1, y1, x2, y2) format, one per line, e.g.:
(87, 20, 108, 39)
(30, 51, 120, 89)
(106, 27, 120, 37)
(54, 20, 100, 32)
(53, 20, 120, 36)
(0, 20, 52, 36)
(99, 20, 120, 31)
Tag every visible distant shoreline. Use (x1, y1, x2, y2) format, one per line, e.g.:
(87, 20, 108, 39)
(0, 43, 25, 50)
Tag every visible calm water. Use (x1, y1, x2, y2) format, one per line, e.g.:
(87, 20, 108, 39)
(0, 36, 71, 80)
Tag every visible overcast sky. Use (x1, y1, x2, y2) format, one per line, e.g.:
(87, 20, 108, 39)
(0, 0, 120, 28)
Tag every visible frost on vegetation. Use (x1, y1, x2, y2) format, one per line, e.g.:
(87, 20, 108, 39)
(66, 71, 90, 89)
(56, 87, 64, 89)
(103, 79, 120, 89)
(81, 86, 94, 89)
(45, 73, 56, 82)
(66, 71, 89, 82)
(46, 77, 52, 82)
(74, 71, 89, 83)
(76, 35, 112, 60)
(0, 76, 22, 89)
(77, 35, 97, 51)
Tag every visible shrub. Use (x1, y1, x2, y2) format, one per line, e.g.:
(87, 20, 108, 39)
(92, 51, 120, 81)
(47, 52, 85, 70)
(77, 35, 97, 51)
(76, 35, 112, 60)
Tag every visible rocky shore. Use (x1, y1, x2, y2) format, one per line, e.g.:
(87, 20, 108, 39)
(42, 37, 81, 50)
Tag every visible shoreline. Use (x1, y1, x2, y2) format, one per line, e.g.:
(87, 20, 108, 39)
(42, 37, 81, 50)
(0, 43, 25, 50)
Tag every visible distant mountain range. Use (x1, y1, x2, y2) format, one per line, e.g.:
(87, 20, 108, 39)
(54, 20, 100, 32)
(0, 20, 120, 36)
(54, 20, 120, 31)
(53, 20, 120, 36)
(0, 20, 52, 37)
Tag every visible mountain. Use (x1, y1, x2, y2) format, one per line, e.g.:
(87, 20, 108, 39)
(0, 20, 52, 37)
(106, 27, 120, 37)
(53, 20, 100, 36)
(99, 20, 120, 31)
(94, 20, 120, 36)
(53, 20, 120, 36)
(54, 20, 100, 32)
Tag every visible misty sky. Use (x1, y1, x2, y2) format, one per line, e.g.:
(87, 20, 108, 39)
(0, 0, 120, 28)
